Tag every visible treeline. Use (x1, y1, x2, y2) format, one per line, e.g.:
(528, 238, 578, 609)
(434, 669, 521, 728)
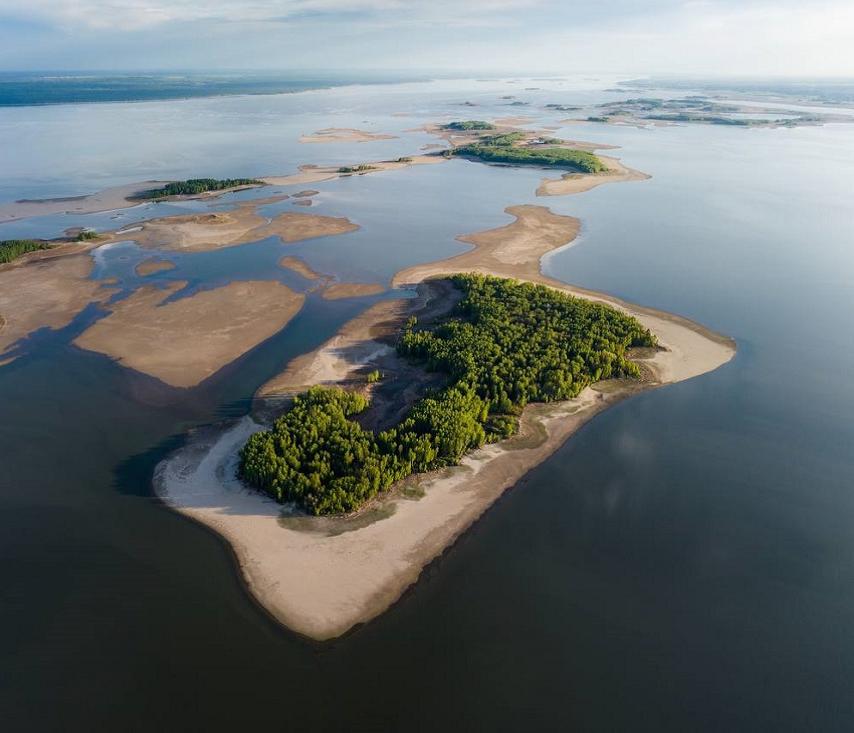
(442, 121, 495, 131)
(240, 274, 654, 515)
(453, 142, 606, 173)
(134, 178, 263, 199)
(0, 239, 50, 264)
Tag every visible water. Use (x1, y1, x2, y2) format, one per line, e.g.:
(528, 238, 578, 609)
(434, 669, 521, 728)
(2, 78, 854, 731)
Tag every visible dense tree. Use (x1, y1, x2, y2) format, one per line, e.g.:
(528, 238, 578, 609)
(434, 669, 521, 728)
(453, 143, 606, 173)
(240, 275, 655, 515)
(0, 239, 50, 264)
(134, 178, 263, 199)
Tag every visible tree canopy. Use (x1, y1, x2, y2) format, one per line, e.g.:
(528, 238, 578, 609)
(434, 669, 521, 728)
(0, 239, 50, 264)
(134, 178, 263, 199)
(240, 274, 655, 515)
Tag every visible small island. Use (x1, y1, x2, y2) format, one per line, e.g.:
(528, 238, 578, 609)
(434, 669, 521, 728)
(240, 274, 655, 515)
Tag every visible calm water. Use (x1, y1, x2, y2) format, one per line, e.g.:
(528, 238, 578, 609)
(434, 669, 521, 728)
(2, 79, 854, 731)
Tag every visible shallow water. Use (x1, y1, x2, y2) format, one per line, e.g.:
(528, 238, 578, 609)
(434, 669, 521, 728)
(2, 79, 854, 731)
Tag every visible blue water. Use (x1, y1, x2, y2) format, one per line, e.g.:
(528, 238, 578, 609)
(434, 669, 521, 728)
(2, 77, 854, 731)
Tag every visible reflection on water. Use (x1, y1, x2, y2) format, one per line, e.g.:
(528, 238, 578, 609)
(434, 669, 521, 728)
(2, 79, 854, 731)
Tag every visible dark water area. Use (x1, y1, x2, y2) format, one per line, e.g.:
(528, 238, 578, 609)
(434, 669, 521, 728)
(3, 80, 854, 731)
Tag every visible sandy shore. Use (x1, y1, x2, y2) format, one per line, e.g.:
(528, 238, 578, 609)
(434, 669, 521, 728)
(157, 203, 735, 638)
(0, 248, 116, 360)
(300, 128, 398, 144)
(135, 257, 176, 277)
(74, 281, 305, 388)
(536, 154, 650, 197)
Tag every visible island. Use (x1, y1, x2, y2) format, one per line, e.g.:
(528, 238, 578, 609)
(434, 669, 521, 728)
(240, 274, 655, 515)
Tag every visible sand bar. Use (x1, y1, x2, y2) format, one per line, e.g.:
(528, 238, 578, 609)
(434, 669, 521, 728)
(261, 155, 445, 187)
(74, 280, 305, 388)
(536, 154, 650, 197)
(0, 181, 169, 223)
(135, 258, 176, 277)
(300, 128, 398, 144)
(0, 250, 116, 360)
(322, 282, 385, 300)
(101, 203, 359, 253)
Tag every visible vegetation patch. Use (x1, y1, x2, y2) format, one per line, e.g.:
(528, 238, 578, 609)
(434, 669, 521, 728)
(452, 142, 606, 173)
(0, 239, 51, 264)
(441, 120, 495, 131)
(240, 274, 654, 515)
(133, 178, 263, 199)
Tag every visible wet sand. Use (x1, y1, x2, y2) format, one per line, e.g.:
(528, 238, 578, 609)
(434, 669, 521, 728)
(0, 250, 116, 360)
(74, 281, 305, 388)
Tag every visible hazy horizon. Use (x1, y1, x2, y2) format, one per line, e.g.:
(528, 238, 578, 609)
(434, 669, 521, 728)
(1, 1, 853, 76)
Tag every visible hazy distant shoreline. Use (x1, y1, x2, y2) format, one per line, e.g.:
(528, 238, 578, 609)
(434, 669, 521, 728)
(0, 71, 431, 108)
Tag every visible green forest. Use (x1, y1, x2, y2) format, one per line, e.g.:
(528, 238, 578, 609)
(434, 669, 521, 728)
(0, 239, 50, 264)
(453, 142, 606, 173)
(240, 274, 655, 515)
(134, 178, 263, 199)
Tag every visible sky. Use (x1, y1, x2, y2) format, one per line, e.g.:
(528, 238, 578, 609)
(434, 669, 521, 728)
(1, 0, 853, 76)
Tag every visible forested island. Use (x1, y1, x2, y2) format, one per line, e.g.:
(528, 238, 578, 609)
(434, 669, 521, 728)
(133, 178, 263, 199)
(0, 239, 50, 264)
(239, 274, 655, 515)
(452, 138, 605, 173)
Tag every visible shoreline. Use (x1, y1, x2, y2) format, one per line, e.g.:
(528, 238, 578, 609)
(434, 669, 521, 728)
(155, 206, 735, 640)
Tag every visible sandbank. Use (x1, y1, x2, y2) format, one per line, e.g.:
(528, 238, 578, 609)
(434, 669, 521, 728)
(0, 250, 116, 361)
(0, 181, 169, 223)
(322, 282, 386, 300)
(536, 154, 650, 197)
(102, 203, 358, 253)
(299, 128, 398, 144)
(278, 256, 323, 281)
(74, 280, 305, 388)
(261, 155, 445, 187)
(135, 258, 176, 277)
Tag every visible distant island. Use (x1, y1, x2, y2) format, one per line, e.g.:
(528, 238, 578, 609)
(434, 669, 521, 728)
(239, 274, 654, 515)
(132, 178, 264, 200)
